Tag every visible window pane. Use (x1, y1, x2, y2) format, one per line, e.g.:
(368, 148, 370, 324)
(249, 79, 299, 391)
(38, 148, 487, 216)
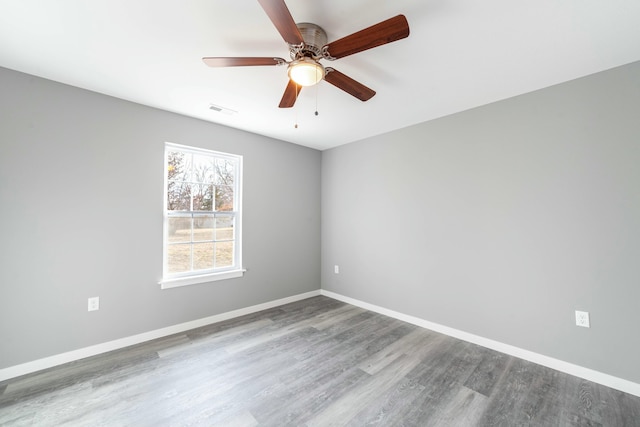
(215, 216, 234, 240)
(193, 242, 214, 270)
(167, 150, 192, 182)
(215, 158, 235, 186)
(167, 182, 191, 210)
(193, 184, 214, 211)
(192, 154, 215, 184)
(215, 185, 234, 211)
(216, 241, 234, 268)
(194, 215, 214, 242)
(168, 244, 191, 273)
(168, 216, 192, 243)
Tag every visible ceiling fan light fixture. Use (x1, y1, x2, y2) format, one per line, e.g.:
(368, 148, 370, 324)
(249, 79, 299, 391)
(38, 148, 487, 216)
(288, 58, 325, 86)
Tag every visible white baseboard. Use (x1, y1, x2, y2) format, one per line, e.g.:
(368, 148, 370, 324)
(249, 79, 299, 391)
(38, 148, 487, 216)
(320, 289, 640, 398)
(4, 288, 639, 398)
(0, 290, 321, 382)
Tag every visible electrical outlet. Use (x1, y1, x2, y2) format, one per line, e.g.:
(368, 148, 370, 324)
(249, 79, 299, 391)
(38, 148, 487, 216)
(88, 297, 100, 312)
(334, 265, 339, 274)
(575, 310, 590, 328)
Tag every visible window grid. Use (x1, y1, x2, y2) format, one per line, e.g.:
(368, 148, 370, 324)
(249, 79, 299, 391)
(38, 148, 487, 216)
(163, 143, 241, 281)
(166, 213, 236, 272)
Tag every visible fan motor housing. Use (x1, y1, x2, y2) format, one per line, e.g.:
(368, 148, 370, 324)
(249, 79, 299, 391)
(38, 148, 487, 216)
(290, 23, 327, 59)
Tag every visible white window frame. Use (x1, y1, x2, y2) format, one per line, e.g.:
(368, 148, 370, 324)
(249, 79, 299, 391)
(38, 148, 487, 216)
(160, 142, 243, 289)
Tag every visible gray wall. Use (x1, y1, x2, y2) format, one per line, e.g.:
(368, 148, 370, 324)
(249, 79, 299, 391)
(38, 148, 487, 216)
(321, 61, 640, 384)
(0, 67, 321, 369)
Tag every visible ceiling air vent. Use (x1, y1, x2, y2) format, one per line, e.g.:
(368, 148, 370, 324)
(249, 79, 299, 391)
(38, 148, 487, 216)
(209, 104, 237, 115)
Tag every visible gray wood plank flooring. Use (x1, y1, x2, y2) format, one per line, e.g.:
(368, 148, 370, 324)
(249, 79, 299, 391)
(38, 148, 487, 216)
(1, 296, 639, 426)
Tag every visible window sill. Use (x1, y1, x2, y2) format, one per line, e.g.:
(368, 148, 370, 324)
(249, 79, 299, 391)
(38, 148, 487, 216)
(159, 269, 245, 289)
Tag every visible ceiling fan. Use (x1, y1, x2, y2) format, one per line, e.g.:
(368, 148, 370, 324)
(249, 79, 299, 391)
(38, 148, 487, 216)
(202, 0, 410, 108)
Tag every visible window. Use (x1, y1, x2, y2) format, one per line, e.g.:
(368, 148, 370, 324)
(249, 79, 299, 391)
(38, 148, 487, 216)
(160, 143, 243, 289)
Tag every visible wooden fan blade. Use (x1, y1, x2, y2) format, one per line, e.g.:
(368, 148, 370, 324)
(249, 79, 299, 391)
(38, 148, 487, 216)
(279, 79, 302, 108)
(324, 68, 375, 101)
(257, 0, 304, 45)
(323, 15, 409, 60)
(202, 57, 286, 67)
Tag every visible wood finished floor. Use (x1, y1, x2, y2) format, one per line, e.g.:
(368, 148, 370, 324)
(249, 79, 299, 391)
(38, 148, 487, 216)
(1, 296, 639, 426)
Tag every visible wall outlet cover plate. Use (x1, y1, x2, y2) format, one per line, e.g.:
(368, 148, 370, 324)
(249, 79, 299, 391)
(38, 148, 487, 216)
(575, 310, 590, 328)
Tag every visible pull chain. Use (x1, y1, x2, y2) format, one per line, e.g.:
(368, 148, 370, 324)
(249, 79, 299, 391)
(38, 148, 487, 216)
(294, 83, 299, 128)
(315, 67, 319, 116)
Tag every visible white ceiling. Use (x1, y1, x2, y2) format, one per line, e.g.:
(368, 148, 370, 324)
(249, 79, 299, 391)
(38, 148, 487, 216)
(1, 1, 639, 151)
